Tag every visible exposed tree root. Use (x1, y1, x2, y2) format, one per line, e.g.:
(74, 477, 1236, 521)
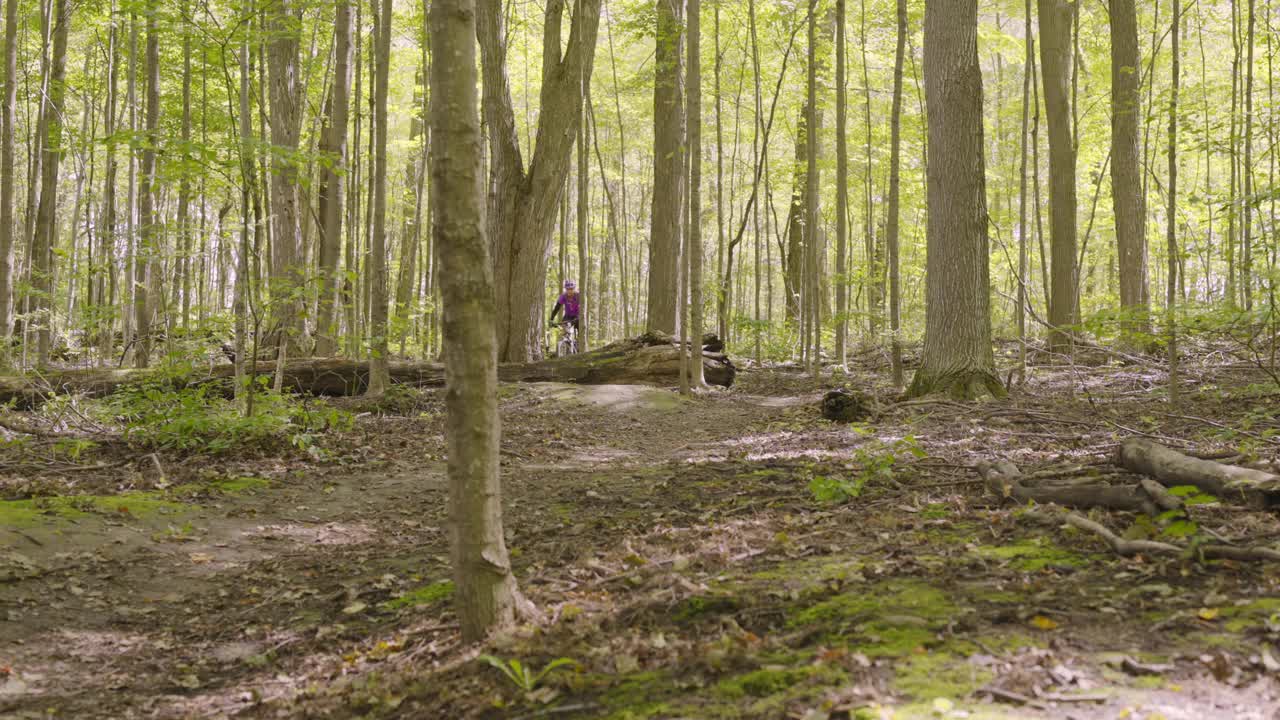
(978, 455, 1280, 563)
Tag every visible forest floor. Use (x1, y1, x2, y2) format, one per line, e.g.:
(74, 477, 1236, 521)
(2, 350, 1280, 720)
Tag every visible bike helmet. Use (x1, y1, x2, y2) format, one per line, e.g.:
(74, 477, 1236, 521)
(564, 280, 576, 289)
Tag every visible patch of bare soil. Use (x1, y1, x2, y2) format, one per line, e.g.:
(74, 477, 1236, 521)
(2, 360, 1279, 720)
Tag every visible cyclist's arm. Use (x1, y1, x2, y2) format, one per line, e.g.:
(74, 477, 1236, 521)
(550, 299, 564, 322)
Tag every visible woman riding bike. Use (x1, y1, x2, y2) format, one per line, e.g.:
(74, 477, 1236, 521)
(549, 280, 581, 355)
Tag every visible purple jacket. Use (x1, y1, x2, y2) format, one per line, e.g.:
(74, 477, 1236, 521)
(551, 292, 580, 321)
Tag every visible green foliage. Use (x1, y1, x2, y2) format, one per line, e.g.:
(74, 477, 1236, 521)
(102, 381, 352, 455)
(810, 429, 926, 504)
(478, 655, 579, 693)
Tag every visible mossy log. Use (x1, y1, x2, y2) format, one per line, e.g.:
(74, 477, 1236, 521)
(0, 333, 735, 408)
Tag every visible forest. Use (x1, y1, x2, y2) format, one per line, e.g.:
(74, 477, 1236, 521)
(2, 0, 1280, 717)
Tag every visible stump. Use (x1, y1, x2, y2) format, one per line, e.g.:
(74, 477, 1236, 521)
(821, 389, 874, 422)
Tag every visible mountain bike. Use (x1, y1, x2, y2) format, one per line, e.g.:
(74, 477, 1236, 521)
(555, 321, 579, 357)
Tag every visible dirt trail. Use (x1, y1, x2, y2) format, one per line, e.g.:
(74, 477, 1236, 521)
(2, 373, 1279, 719)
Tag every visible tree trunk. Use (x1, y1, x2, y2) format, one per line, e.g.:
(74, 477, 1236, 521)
(315, 0, 352, 357)
(477, 0, 602, 362)
(430, 0, 519, 641)
(833, 0, 847, 366)
(1167, 0, 1181, 406)
(266, 0, 307, 356)
(134, 4, 159, 369)
(31, 0, 71, 367)
(0, 0, 18, 351)
(908, 0, 1002, 400)
(646, 0, 685, 335)
(887, 0, 906, 388)
(1037, 0, 1078, 353)
(687, 0, 704, 387)
(367, 0, 392, 395)
(1109, 0, 1149, 338)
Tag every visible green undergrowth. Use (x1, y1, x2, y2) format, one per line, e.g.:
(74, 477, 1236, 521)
(0, 491, 187, 527)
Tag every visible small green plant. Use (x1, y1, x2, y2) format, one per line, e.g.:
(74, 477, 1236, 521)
(810, 431, 927, 504)
(101, 380, 353, 454)
(479, 655, 579, 693)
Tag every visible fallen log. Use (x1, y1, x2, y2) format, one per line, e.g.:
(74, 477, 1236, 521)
(0, 333, 736, 408)
(1116, 438, 1280, 508)
(976, 460, 1161, 515)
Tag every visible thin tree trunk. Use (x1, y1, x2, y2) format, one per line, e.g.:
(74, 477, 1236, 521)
(0, 0, 19, 351)
(367, 0, 392, 395)
(429, 0, 519, 641)
(31, 0, 71, 366)
(687, 0, 704, 387)
(315, 0, 352, 357)
(833, 0, 848, 366)
(887, 0, 906, 389)
(1167, 0, 1180, 406)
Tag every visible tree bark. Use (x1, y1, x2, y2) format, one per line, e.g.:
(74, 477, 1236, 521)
(477, 0, 602, 362)
(908, 0, 1002, 400)
(430, 0, 519, 641)
(31, 0, 71, 367)
(646, 0, 685, 335)
(687, 0, 704, 387)
(833, 0, 847, 366)
(886, 0, 906, 388)
(1038, 0, 1078, 353)
(367, 0, 392, 396)
(315, 0, 352, 357)
(134, 3, 159, 369)
(0, 0, 18, 350)
(1109, 0, 1149, 337)
(266, 0, 307, 356)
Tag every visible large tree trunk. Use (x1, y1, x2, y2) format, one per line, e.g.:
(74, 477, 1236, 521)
(1110, 0, 1149, 337)
(646, 0, 685, 335)
(314, 0, 352, 357)
(908, 0, 1002, 400)
(0, 335, 737, 408)
(266, 0, 307, 356)
(1038, 0, 1078, 353)
(430, 0, 519, 642)
(477, 0, 602, 363)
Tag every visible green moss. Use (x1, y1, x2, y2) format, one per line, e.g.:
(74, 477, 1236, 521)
(787, 580, 957, 656)
(974, 540, 1087, 572)
(210, 476, 271, 493)
(673, 595, 740, 623)
(1217, 597, 1280, 632)
(382, 581, 455, 610)
(893, 652, 994, 699)
(597, 671, 679, 720)
(717, 667, 812, 698)
(0, 492, 188, 527)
